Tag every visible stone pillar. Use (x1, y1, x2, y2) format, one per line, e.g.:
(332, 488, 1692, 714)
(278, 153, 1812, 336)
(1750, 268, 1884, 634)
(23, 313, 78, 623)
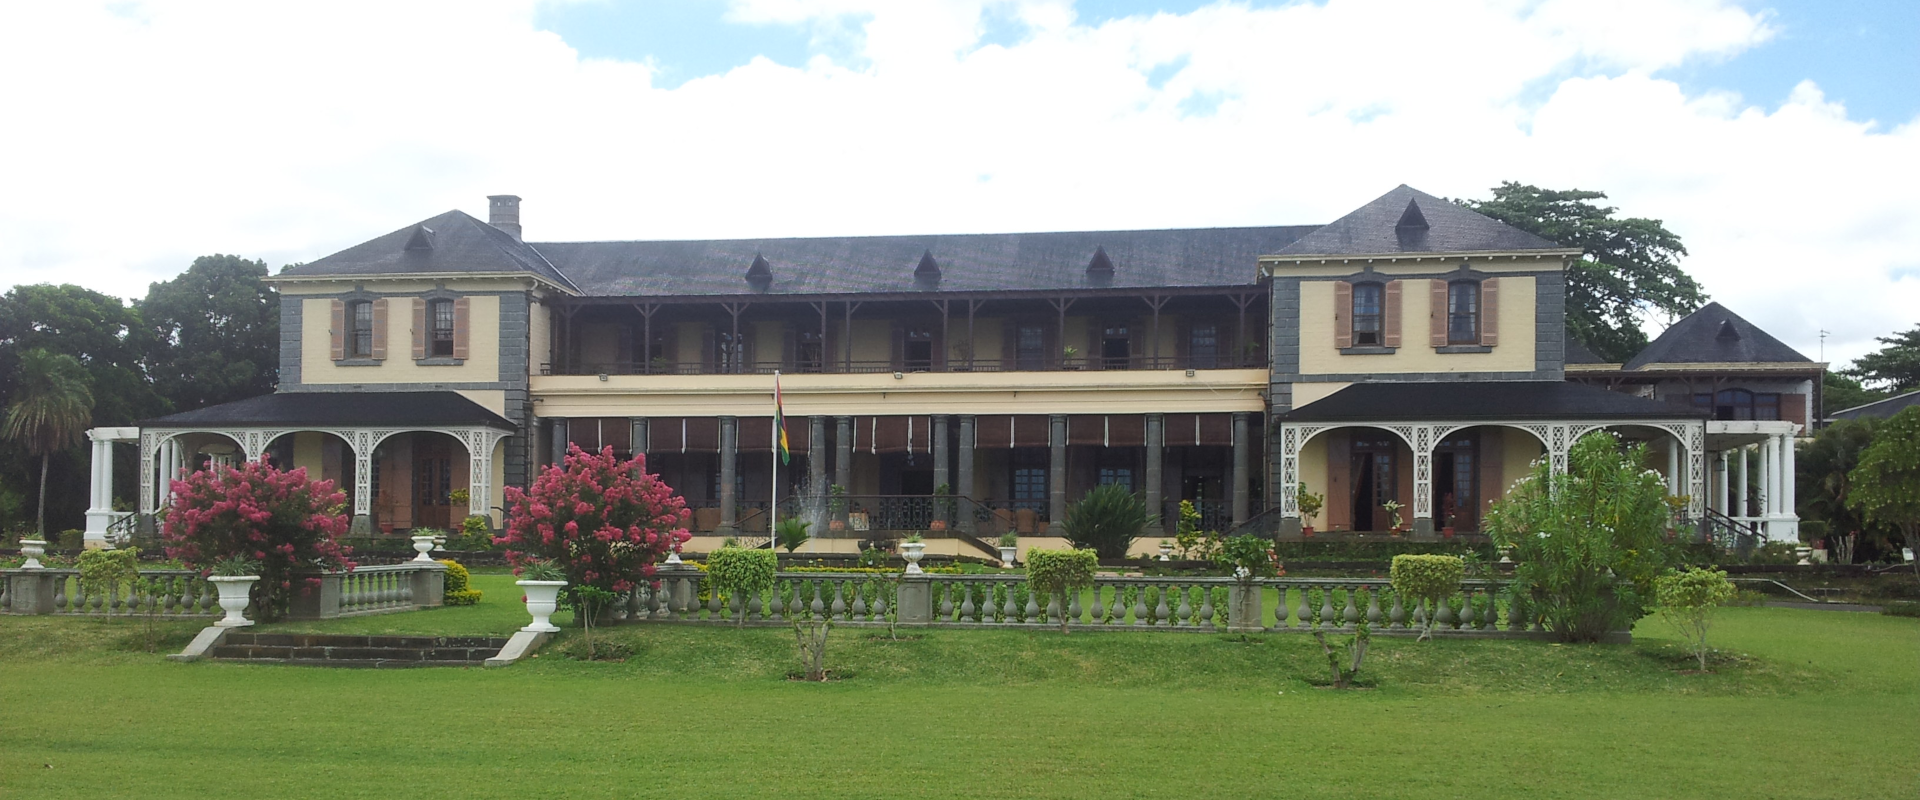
(1666, 438, 1680, 495)
(630, 418, 649, 462)
(718, 415, 738, 535)
(957, 415, 976, 534)
(931, 415, 950, 493)
(1734, 446, 1748, 518)
(411, 562, 448, 608)
(1230, 411, 1250, 530)
(1144, 413, 1164, 532)
(5, 571, 55, 615)
(288, 573, 345, 620)
(1715, 450, 1730, 514)
(807, 415, 828, 502)
(548, 417, 568, 467)
(1226, 582, 1262, 633)
(1047, 414, 1067, 535)
(84, 434, 111, 548)
(1781, 433, 1799, 541)
(834, 416, 853, 491)
(896, 575, 932, 625)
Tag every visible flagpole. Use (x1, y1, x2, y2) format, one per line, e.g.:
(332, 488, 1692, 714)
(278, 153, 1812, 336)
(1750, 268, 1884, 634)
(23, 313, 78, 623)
(771, 370, 780, 551)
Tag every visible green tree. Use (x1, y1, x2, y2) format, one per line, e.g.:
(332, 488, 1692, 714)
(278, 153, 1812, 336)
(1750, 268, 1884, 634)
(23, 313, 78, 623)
(1, 350, 94, 538)
(1843, 325, 1920, 394)
(138, 255, 280, 409)
(0, 283, 160, 425)
(1846, 406, 1920, 582)
(1796, 418, 1891, 553)
(1485, 432, 1674, 642)
(1061, 483, 1150, 560)
(1461, 183, 1705, 363)
(1822, 371, 1887, 417)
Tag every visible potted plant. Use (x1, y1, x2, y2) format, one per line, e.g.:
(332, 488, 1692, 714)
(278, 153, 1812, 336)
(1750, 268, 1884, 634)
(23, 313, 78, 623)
(997, 532, 1019, 567)
(1157, 540, 1174, 561)
(375, 492, 398, 534)
(516, 559, 568, 633)
(1381, 500, 1405, 535)
(1060, 345, 1080, 369)
(1296, 483, 1324, 537)
(900, 533, 927, 574)
(410, 529, 440, 562)
(207, 555, 261, 628)
(1440, 494, 1458, 537)
(930, 483, 953, 531)
(827, 484, 848, 532)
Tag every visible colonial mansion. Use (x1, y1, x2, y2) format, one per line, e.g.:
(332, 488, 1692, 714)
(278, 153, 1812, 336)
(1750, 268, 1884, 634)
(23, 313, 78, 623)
(82, 187, 1815, 556)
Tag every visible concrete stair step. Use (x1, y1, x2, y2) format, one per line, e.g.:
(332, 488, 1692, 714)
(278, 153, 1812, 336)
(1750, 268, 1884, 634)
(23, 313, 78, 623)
(210, 632, 511, 666)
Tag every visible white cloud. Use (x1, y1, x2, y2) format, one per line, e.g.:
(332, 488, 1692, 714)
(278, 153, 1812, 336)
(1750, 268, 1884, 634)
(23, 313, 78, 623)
(0, 0, 1910, 365)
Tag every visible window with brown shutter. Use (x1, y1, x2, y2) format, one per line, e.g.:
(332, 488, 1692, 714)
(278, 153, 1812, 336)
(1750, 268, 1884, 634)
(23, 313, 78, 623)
(429, 299, 457, 357)
(451, 297, 470, 359)
(330, 299, 347, 361)
(1478, 278, 1499, 347)
(1429, 280, 1448, 347)
(411, 298, 428, 359)
(1447, 282, 1480, 344)
(369, 298, 389, 360)
(1383, 280, 1402, 347)
(1351, 283, 1383, 347)
(1334, 281, 1354, 348)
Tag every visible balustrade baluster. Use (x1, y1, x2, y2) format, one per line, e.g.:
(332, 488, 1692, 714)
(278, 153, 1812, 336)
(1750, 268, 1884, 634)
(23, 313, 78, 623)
(1024, 587, 1040, 624)
(1148, 583, 1166, 626)
(706, 581, 723, 620)
(1131, 585, 1149, 627)
(850, 581, 868, 620)
(872, 582, 888, 622)
(1388, 591, 1405, 629)
(1067, 587, 1082, 626)
(1507, 587, 1524, 631)
(1365, 587, 1382, 626)
(1001, 581, 1019, 624)
(1412, 598, 1427, 631)
(1337, 586, 1355, 630)
(1089, 584, 1106, 624)
(1271, 583, 1288, 629)
(1199, 587, 1216, 630)
(1044, 595, 1059, 625)
(959, 582, 977, 622)
(1318, 587, 1336, 631)
(1467, 589, 1484, 630)
(826, 580, 844, 620)
(1434, 594, 1454, 629)
(1293, 585, 1312, 630)
(806, 580, 824, 620)
(1170, 585, 1190, 626)
(52, 575, 67, 612)
(729, 590, 745, 624)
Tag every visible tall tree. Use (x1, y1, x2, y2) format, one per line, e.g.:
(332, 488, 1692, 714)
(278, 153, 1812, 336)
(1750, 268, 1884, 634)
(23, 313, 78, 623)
(1461, 183, 1705, 363)
(1, 350, 94, 538)
(1796, 419, 1882, 545)
(1822, 372, 1888, 416)
(1847, 407, 1920, 581)
(0, 283, 162, 426)
(139, 254, 280, 409)
(1843, 325, 1920, 394)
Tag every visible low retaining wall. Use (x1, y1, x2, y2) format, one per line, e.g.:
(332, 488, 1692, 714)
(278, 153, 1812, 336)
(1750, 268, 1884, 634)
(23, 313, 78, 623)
(1, 562, 446, 620)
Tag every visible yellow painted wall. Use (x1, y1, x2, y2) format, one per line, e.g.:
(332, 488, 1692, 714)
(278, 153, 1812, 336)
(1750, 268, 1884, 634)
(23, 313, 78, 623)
(300, 295, 501, 385)
(1289, 381, 1351, 408)
(1297, 434, 1328, 522)
(1296, 276, 1537, 375)
(292, 432, 325, 474)
(455, 390, 508, 417)
(529, 298, 551, 377)
(578, 323, 621, 369)
(530, 368, 1269, 417)
(850, 320, 890, 363)
(753, 321, 784, 371)
(1500, 428, 1545, 497)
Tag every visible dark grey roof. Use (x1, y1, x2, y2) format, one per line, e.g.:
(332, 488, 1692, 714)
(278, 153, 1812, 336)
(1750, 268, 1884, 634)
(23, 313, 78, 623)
(1273, 185, 1568, 257)
(530, 225, 1316, 297)
(1624, 302, 1813, 370)
(1282, 381, 1701, 422)
(1564, 337, 1609, 365)
(280, 210, 577, 290)
(1828, 390, 1920, 423)
(140, 391, 516, 430)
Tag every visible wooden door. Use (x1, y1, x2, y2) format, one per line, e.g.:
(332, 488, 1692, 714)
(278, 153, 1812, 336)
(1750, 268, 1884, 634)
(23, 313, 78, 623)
(413, 438, 453, 531)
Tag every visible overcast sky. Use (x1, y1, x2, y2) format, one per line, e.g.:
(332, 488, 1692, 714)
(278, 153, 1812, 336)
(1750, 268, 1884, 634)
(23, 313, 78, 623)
(1, 0, 1914, 366)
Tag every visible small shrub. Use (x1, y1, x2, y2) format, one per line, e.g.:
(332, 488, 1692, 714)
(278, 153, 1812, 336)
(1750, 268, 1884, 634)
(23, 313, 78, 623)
(1390, 554, 1463, 642)
(856, 547, 886, 568)
(161, 458, 353, 622)
(457, 515, 495, 551)
(1173, 500, 1223, 561)
(1216, 535, 1282, 580)
(1655, 567, 1737, 672)
(499, 444, 691, 596)
(706, 545, 777, 626)
(1026, 548, 1098, 633)
(438, 559, 482, 605)
(1311, 621, 1370, 689)
(1881, 601, 1920, 618)
(775, 517, 811, 553)
(1062, 484, 1149, 560)
(792, 619, 832, 680)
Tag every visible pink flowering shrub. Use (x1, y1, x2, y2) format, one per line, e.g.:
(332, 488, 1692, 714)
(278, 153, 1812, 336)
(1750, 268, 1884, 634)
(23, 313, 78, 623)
(500, 444, 692, 596)
(161, 458, 354, 621)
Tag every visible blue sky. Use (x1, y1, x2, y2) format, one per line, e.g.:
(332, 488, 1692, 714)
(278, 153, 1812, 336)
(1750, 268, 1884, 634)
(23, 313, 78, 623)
(540, 0, 1920, 125)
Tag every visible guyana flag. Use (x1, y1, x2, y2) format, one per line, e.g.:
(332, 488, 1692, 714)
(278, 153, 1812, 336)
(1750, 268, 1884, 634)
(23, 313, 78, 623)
(774, 372, 791, 465)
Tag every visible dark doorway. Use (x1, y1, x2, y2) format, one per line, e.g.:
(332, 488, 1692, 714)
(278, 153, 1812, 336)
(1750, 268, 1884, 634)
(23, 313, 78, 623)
(1433, 433, 1478, 531)
(414, 437, 454, 530)
(1349, 435, 1398, 532)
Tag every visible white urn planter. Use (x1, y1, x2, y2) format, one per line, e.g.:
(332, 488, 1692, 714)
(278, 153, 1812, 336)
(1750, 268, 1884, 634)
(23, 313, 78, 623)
(209, 576, 259, 627)
(411, 535, 438, 563)
(1157, 543, 1174, 561)
(664, 548, 683, 566)
(517, 580, 568, 632)
(18, 539, 46, 569)
(900, 541, 927, 575)
(997, 545, 1017, 567)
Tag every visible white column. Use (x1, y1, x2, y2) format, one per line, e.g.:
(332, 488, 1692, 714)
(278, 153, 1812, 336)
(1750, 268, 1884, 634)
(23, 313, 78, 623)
(1713, 451, 1728, 514)
(1666, 440, 1680, 495)
(1734, 446, 1748, 518)
(84, 435, 111, 547)
(1782, 433, 1798, 540)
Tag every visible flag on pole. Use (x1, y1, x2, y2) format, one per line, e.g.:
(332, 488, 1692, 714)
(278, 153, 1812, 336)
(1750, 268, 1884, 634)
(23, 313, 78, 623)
(774, 371, 791, 465)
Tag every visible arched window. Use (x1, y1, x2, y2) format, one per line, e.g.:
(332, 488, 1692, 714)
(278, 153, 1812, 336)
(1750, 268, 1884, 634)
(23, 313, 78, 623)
(1351, 283, 1384, 346)
(348, 300, 375, 357)
(1448, 281, 1480, 344)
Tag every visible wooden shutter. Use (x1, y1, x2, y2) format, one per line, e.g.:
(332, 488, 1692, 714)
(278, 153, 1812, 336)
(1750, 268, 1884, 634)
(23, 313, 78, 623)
(411, 298, 427, 359)
(329, 299, 346, 361)
(1430, 280, 1448, 347)
(1334, 282, 1353, 348)
(452, 297, 471, 360)
(1478, 278, 1499, 347)
(1383, 280, 1403, 348)
(369, 298, 389, 360)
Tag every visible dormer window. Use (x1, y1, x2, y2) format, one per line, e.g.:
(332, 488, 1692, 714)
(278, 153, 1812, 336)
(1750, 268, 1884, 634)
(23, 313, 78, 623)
(349, 301, 375, 357)
(429, 299, 455, 357)
(1447, 281, 1480, 344)
(1352, 283, 1384, 346)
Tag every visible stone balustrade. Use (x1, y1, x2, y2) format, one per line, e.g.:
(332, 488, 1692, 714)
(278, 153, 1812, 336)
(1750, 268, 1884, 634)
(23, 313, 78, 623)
(3, 561, 445, 621)
(625, 568, 1566, 638)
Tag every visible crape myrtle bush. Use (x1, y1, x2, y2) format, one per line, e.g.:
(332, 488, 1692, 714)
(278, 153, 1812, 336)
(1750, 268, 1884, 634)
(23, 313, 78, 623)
(161, 459, 353, 622)
(500, 444, 691, 594)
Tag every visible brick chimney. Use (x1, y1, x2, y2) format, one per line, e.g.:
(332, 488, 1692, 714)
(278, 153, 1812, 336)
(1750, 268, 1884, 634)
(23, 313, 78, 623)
(488, 195, 522, 241)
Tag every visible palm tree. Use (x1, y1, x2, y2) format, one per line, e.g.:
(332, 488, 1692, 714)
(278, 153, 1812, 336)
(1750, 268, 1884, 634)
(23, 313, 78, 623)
(2, 349, 94, 539)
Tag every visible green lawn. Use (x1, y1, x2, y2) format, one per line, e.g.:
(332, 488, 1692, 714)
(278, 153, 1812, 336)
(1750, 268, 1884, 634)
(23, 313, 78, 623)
(1, 574, 1914, 798)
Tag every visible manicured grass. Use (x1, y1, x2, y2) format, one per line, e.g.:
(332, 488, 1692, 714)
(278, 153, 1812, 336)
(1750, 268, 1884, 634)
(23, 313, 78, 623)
(1, 579, 1914, 798)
